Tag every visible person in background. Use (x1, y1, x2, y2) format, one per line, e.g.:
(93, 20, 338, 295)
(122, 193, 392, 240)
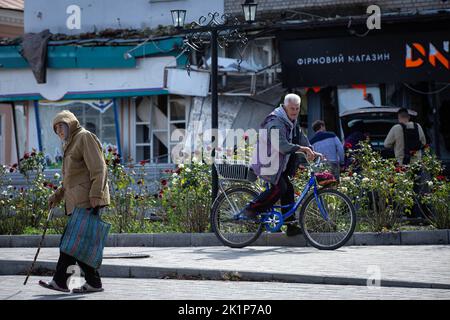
(344, 121, 366, 151)
(343, 121, 368, 170)
(385, 108, 428, 221)
(384, 108, 426, 165)
(310, 120, 345, 179)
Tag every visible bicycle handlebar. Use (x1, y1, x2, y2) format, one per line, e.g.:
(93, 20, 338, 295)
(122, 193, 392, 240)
(295, 151, 325, 166)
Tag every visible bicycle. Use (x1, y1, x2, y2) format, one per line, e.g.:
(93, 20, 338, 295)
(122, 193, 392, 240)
(211, 154, 357, 250)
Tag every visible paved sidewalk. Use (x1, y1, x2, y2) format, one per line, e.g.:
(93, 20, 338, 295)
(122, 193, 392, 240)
(0, 245, 449, 289)
(2, 276, 450, 300)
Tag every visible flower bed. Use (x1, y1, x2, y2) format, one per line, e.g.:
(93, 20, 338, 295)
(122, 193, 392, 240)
(339, 141, 449, 231)
(1, 142, 449, 235)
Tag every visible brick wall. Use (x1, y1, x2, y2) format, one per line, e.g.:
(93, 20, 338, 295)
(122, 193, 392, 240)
(226, 0, 450, 15)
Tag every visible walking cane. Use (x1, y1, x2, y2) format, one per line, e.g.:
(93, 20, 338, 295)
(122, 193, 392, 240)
(23, 208, 54, 285)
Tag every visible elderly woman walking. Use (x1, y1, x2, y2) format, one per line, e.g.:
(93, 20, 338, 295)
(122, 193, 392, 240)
(38, 110, 110, 293)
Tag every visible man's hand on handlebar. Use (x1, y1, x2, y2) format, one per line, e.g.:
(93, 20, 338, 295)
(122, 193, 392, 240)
(314, 151, 324, 161)
(297, 147, 323, 161)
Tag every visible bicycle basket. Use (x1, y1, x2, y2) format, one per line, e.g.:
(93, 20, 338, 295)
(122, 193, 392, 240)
(315, 171, 338, 187)
(214, 160, 254, 181)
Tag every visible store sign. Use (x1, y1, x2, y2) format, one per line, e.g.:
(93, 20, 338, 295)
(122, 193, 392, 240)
(279, 32, 449, 87)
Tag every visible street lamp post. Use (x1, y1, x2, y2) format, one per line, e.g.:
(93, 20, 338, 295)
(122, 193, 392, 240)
(171, 1, 258, 202)
(210, 28, 219, 201)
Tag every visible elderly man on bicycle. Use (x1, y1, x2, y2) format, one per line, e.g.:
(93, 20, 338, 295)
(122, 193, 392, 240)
(243, 93, 321, 236)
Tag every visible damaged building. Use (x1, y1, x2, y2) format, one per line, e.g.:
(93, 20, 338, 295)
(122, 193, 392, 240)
(0, 0, 450, 175)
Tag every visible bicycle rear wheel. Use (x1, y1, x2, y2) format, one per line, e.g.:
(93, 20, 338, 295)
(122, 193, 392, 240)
(211, 186, 263, 248)
(300, 189, 356, 250)
(413, 170, 436, 225)
(416, 197, 436, 225)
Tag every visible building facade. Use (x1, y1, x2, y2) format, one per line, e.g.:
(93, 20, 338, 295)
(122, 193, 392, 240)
(1, 0, 449, 174)
(0, 0, 220, 168)
(0, 0, 23, 37)
(0, 0, 280, 170)
(0, 0, 23, 165)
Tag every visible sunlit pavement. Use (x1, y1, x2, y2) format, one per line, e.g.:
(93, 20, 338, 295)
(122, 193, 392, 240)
(1, 245, 450, 300)
(2, 276, 450, 300)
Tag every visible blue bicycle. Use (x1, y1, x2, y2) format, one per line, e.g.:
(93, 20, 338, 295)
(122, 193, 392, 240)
(211, 156, 356, 250)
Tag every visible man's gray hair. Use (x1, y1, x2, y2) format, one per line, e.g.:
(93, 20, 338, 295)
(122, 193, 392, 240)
(284, 93, 301, 106)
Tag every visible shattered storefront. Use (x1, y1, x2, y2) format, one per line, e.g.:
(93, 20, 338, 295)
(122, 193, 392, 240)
(183, 36, 286, 154)
(277, 13, 450, 166)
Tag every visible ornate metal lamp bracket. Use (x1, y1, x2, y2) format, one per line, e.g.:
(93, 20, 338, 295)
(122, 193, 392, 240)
(182, 12, 249, 74)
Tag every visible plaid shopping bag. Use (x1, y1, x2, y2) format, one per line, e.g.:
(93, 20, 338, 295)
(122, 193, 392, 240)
(60, 207, 111, 269)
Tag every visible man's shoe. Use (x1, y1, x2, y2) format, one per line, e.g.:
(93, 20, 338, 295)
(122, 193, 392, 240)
(38, 280, 70, 293)
(284, 215, 296, 223)
(239, 207, 258, 220)
(286, 224, 302, 237)
(72, 282, 104, 294)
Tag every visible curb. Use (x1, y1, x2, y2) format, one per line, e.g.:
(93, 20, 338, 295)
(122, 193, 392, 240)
(2, 259, 450, 290)
(0, 230, 449, 248)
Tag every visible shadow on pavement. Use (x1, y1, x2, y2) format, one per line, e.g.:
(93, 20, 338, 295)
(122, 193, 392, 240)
(31, 293, 85, 300)
(191, 246, 321, 261)
(2, 290, 23, 300)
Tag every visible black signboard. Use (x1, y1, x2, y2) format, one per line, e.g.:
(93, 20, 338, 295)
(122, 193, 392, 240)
(279, 32, 450, 87)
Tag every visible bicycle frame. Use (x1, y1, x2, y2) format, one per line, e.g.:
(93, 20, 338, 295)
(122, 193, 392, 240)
(221, 154, 330, 225)
(231, 171, 330, 224)
(266, 171, 329, 223)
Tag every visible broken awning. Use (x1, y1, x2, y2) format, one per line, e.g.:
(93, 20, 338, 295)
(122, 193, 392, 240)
(0, 56, 173, 102)
(0, 37, 185, 69)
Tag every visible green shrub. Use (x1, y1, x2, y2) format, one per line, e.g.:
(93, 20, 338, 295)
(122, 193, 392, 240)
(160, 161, 212, 233)
(0, 150, 61, 235)
(416, 149, 450, 229)
(339, 141, 414, 232)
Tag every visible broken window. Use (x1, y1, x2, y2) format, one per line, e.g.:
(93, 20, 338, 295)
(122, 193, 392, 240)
(134, 95, 189, 163)
(38, 100, 117, 167)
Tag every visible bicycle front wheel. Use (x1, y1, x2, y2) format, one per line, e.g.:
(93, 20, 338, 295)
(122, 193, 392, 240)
(300, 189, 356, 250)
(211, 186, 263, 248)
